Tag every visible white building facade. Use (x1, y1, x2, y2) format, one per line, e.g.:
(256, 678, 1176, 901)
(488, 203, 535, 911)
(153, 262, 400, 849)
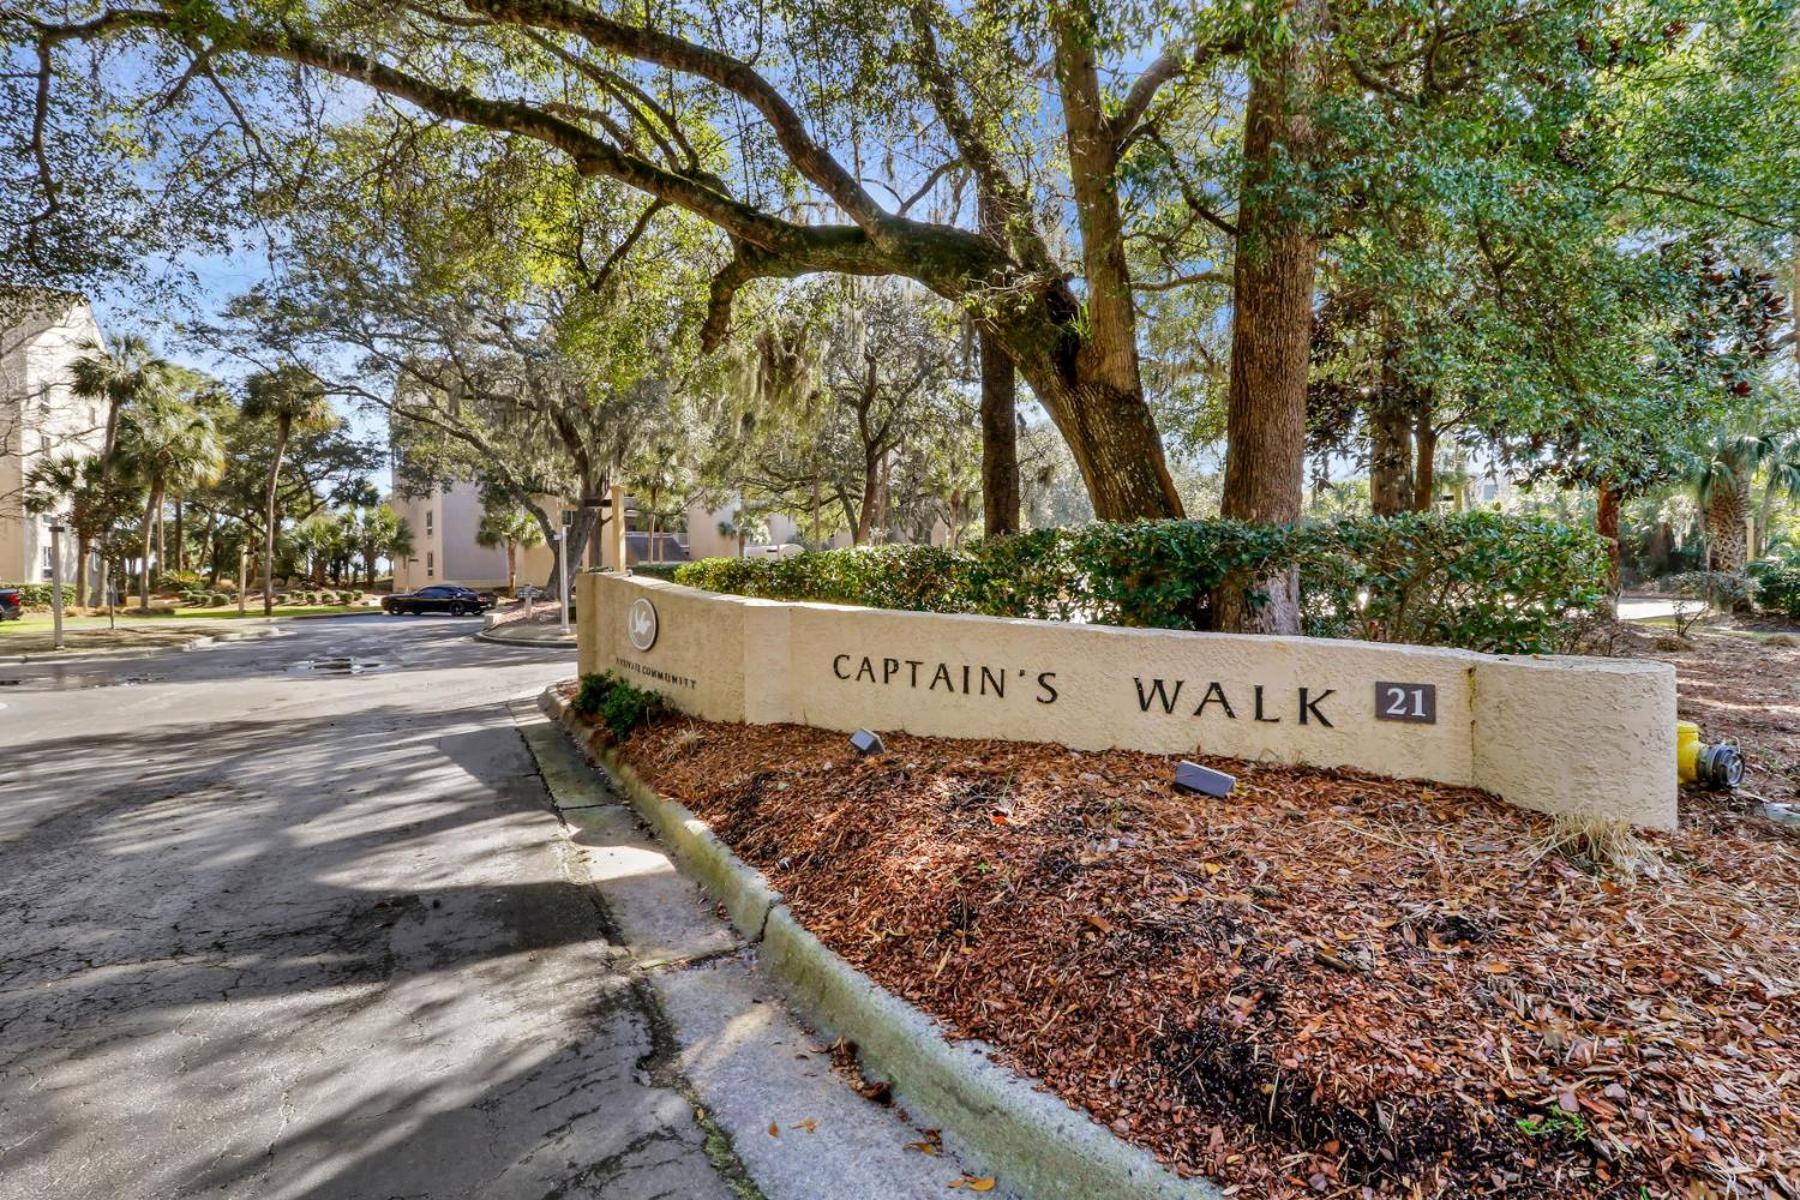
(0, 295, 106, 584)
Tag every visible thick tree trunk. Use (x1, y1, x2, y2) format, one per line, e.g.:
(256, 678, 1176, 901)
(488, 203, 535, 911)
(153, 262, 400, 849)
(976, 189, 1021, 539)
(1214, 0, 1324, 633)
(1705, 481, 1751, 577)
(979, 332, 1020, 538)
(1412, 412, 1438, 511)
(1007, 354, 1183, 519)
(173, 500, 184, 573)
(1369, 406, 1413, 517)
(1596, 482, 1622, 617)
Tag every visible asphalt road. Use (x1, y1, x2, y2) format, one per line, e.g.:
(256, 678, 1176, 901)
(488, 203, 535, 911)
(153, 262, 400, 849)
(0, 616, 740, 1199)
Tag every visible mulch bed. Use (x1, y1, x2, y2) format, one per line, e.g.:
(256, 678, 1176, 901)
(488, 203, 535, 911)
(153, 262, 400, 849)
(574, 705, 1800, 1200)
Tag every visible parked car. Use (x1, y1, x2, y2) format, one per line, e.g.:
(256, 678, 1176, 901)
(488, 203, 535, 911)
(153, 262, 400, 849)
(0, 587, 21, 621)
(382, 585, 490, 617)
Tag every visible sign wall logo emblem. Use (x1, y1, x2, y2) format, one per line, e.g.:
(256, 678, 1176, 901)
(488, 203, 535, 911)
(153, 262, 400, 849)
(627, 597, 659, 651)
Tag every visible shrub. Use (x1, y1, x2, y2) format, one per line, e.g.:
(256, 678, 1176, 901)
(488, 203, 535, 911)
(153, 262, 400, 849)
(572, 671, 665, 737)
(673, 514, 1610, 655)
(630, 563, 683, 581)
(1, 582, 54, 607)
(1749, 560, 1800, 619)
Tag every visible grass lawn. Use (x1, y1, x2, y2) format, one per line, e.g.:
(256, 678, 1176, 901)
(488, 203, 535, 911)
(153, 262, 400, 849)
(0, 604, 367, 652)
(155, 604, 369, 620)
(0, 614, 121, 636)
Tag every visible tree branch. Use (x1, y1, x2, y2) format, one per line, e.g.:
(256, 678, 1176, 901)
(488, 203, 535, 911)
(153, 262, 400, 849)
(466, 0, 890, 234)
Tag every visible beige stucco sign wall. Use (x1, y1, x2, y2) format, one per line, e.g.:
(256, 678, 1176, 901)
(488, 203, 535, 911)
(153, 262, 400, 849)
(578, 572, 1679, 829)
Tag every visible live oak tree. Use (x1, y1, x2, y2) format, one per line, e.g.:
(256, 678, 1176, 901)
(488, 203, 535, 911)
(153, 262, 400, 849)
(7, 0, 1203, 527)
(10, 0, 1798, 632)
(205, 124, 719, 591)
(718, 279, 974, 545)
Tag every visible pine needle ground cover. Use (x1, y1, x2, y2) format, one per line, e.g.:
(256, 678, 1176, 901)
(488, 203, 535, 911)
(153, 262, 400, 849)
(577, 700, 1798, 1200)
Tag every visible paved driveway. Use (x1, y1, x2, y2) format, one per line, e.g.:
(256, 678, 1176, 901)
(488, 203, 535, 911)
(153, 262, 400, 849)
(0, 617, 736, 1199)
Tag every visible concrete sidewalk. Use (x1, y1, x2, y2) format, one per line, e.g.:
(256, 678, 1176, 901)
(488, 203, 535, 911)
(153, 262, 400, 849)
(512, 702, 989, 1200)
(479, 619, 578, 648)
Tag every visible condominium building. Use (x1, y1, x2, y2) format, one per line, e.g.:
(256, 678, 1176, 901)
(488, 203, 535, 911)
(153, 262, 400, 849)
(386, 480, 823, 592)
(0, 292, 106, 584)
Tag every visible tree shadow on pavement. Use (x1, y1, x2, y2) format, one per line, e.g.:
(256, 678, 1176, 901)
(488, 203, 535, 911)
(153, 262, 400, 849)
(0, 697, 730, 1200)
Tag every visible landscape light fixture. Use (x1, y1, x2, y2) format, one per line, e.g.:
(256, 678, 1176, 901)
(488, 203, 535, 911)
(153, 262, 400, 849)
(849, 729, 885, 757)
(1172, 760, 1235, 798)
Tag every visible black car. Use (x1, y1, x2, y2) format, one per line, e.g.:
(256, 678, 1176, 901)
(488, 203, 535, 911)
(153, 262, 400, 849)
(382, 585, 490, 616)
(0, 587, 21, 621)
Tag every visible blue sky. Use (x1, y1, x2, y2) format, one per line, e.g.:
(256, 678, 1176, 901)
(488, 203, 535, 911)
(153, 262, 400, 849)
(90, 245, 395, 492)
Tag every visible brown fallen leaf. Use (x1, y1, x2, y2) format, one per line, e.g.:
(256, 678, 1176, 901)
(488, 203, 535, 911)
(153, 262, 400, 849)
(1086, 913, 1116, 936)
(792, 1118, 818, 1133)
(906, 1141, 939, 1155)
(767, 1123, 779, 1138)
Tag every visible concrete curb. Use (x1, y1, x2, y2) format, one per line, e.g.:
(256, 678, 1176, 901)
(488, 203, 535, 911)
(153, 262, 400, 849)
(538, 688, 781, 937)
(2, 623, 285, 664)
(538, 685, 1218, 1200)
(481, 624, 578, 649)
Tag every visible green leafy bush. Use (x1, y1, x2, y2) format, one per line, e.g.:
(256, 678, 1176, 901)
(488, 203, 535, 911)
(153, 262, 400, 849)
(1749, 560, 1800, 619)
(673, 514, 1610, 655)
(629, 563, 683, 581)
(572, 671, 666, 737)
(1, 582, 53, 607)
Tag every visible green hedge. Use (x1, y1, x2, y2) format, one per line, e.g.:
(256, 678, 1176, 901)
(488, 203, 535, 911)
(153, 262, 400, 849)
(671, 514, 1611, 655)
(1750, 560, 1800, 619)
(1, 582, 53, 607)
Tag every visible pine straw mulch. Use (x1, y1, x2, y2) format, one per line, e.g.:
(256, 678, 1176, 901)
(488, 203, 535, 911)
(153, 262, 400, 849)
(591, 711, 1799, 1200)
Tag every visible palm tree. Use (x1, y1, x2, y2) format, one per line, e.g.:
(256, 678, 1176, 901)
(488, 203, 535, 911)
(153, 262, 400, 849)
(716, 510, 770, 559)
(24, 454, 107, 608)
(350, 506, 412, 588)
(66, 335, 171, 609)
(1752, 436, 1800, 560)
(116, 395, 225, 608)
(475, 506, 545, 593)
(1691, 429, 1790, 577)
(292, 514, 343, 585)
(241, 367, 333, 615)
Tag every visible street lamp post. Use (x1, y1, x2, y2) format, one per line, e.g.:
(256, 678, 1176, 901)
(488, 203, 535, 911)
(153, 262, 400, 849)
(555, 526, 571, 635)
(48, 518, 66, 650)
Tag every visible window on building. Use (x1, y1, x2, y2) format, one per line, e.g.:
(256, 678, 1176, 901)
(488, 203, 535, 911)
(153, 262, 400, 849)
(42, 544, 55, 581)
(425, 509, 434, 533)
(426, 551, 435, 578)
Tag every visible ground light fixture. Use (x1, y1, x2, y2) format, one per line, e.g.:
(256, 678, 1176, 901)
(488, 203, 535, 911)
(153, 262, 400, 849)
(850, 729, 885, 756)
(1173, 760, 1235, 798)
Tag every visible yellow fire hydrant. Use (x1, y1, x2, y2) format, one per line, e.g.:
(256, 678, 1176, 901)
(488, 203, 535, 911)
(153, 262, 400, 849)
(1676, 720, 1744, 790)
